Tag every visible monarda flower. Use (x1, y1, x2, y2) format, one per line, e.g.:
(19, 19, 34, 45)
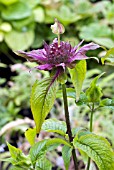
(16, 38, 99, 74)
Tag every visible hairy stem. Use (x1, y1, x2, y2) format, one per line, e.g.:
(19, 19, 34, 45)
(86, 103, 94, 170)
(62, 83, 78, 170)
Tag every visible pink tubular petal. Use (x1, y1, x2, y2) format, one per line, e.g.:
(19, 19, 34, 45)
(78, 42, 100, 53)
(69, 54, 88, 62)
(37, 64, 54, 71)
(44, 41, 50, 54)
(53, 38, 58, 43)
(72, 53, 88, 61)
(69, 42, 99, 62)
(72, 39, 84, 52)
(16, 49, 47, 63)
(56, 63, 66, 70)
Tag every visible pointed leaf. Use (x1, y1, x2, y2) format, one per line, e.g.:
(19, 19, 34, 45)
(91, 72, 105, 86)
(42, 118, 67, 136)
(76, 92, 88, 106)
(29, 140, 47, 165)
(7, 143, 22, 159)
(7, 143, 30, 167)
(69, 60, 86, 101)
(31, 77, 58, 134)
(62, 145, 72, 170)
(100, 98, 112, 106)
(73, 133, 114, 170)
(46, 138, 72, 148)
(100, 98, 114, 110)
(29, 138, 71, 166)
(25, 127, 36, 145)
(35, 158, 52, 170)
(101, 47, 114, 64)
(72, 127, 87, 137)
(86, 73, 105, 102)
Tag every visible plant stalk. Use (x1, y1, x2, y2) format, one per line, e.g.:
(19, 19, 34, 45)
(86, 103, 94, 170)
(58, 33, 60, 46)
(62, 83, 78, 170)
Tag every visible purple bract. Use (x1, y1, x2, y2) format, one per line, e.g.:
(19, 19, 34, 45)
(16, 38, 99, 71)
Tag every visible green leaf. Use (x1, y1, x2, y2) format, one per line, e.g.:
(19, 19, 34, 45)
(100, 98, 112, 106)
(5, 30, 34, 50)
(12, 15, 34, 30)
(86, 73, 105, 102)
(105, 4, 114, 24)
(72, 127, 87, 137)
(56, 88, 88, 106)
(100, 98, 114, 110)
(9, 166, 24, 170)
(69, 60, 87, 101)
(25, 128, 36, 145)
(101, 48, 114, 65)
(0, 22, 12, 32)
(31, 77, 58, 134)
(29, 140, 47, 165)
(42, 118, 67, 136)
(46, 138, 72, 148)
(0, 0, 18, 6)
(7, 143, 30, 167)
(27, 0, 40, 9)
(56, 88, 76, 99)
(33, 7, 45, 23)
(7, 143, 22, 159)
(80, 23, 112, 40)
(35, 158, 52, 170)
(30, 138, 71, 166)
(73, 133, 114, 170)
(45, 5, 81, 25)
(80, 23, 114, 48)
(2, 2, 31, 20)
(93, 38, 114, 49)
(62, 145, 72, 170)
(76, 92, 88, 106)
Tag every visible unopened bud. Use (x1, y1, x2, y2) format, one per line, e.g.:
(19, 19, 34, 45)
(51, 18, 65, 35)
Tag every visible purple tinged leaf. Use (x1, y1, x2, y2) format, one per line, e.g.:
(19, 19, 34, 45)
(31, 69, 61, 134)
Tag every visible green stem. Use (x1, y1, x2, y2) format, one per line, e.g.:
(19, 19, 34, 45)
(86, 103, 94, 170)
(58, 33, 60, 46)
(62, 83, 78, 170)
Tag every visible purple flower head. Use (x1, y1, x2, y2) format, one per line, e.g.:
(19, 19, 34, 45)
(16, 38, 99, 71)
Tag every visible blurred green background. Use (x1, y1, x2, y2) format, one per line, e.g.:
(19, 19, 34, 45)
(0, 0, 114, 169)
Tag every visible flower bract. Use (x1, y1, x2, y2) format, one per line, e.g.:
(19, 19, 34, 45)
(16, 38, 99, 71)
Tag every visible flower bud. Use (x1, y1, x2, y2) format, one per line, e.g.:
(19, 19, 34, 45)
(51, 18, 65, 35)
